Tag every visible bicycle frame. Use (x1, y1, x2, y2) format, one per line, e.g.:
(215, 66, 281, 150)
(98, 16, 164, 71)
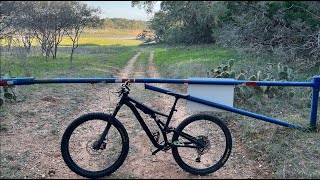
(100, 87, 204, 154)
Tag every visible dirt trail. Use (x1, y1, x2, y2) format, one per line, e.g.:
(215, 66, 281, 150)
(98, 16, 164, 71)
(0, 51, 271, 179)
(118, 52, 142, 78)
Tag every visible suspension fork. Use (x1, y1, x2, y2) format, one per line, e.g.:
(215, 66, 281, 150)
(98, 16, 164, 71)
(93, 95, 126, 150)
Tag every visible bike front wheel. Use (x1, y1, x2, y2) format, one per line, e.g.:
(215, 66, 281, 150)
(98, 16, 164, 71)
(61, 113, 129, 178)
(172, 114, 232, 175)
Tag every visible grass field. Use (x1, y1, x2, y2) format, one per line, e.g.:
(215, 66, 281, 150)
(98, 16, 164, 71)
(81, 28, 142, 38)
(151, 44, 238, 78)
(0, 46, 139, 78)
(60, 37, 142, 47)
(0, 28, 142, 48)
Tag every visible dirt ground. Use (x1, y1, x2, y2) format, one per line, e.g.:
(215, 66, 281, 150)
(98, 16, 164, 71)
(0, 51, 272, 179)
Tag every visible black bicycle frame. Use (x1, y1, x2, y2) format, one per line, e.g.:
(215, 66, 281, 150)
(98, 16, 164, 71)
(103, 89, 205, 153)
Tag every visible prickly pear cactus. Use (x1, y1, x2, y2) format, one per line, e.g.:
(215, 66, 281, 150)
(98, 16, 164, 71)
(210, 60, 238, 79)
(228, 59, 235, 69)
(210, 60, 297, 101)
(249, 75, 257, 81)
(229, 71, 236, 78)
(223, 65, 229, 71)
(237, 73, 246, 80)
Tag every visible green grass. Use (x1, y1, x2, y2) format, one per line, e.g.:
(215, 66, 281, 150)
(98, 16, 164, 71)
(154, 45, 234, 64)
(136, 51, 149, 62)
(241, 123, 320, 178)
(1, 46, 139, 78)
(152, 44, 237, 78)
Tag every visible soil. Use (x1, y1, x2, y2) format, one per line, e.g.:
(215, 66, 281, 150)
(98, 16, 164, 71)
(0, 51, 272, 179)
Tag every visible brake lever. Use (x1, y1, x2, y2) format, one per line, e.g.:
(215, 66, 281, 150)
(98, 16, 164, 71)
(109, 88, 123, 97)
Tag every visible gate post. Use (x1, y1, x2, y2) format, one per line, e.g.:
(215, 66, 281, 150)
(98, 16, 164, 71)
(310, 76, 320, 130)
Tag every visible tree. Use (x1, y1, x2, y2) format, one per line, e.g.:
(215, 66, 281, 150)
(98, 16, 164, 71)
(213, 1, 320, 63)
(49, 1, 72, 59)
(131, 1, 158, 14)
(103, 18, 146, 29)
(16, 28, 34, 52)
(0, 1, 29, 50)
(149, 1, 218, 44)
(0, 1, 22, 40)
(64, 2, 102, 62)
(1, 1, 102, 61)
(135, 1, 319, 63)
(19, 1, 65, 60)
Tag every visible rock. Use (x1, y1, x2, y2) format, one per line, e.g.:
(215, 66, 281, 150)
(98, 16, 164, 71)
(48, 170, 56, 177)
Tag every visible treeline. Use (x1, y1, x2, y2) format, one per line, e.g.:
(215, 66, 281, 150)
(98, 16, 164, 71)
(103, 18, 147, 30)
(0, 1, 102, 62)
(134, 1, 320, 64)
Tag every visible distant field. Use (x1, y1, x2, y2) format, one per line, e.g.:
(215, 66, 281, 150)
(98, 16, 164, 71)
(1, 38, 142, 47)
(64, 28, 143, 46)
(60, 37, 142, 47)
(82, 28, 142, 38)
(0, 28, 143, 47)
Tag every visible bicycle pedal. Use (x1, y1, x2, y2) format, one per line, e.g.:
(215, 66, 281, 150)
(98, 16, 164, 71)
(151, 148, 161, 155)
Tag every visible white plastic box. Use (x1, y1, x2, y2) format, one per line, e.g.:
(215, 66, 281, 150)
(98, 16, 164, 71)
(187, 78, 235, 112)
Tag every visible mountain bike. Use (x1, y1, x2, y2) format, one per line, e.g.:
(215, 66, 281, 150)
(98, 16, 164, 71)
(60, 81, 232, 178)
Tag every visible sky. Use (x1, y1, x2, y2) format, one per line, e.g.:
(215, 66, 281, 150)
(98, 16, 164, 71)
(84, 1, 161, 21)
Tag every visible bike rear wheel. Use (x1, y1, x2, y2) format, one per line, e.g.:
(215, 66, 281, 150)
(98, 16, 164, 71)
(172, 114, 232, 175)
(61, 113, 129, 178)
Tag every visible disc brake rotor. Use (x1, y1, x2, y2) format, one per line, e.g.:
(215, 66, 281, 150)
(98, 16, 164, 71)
(86, 139, 106, 155)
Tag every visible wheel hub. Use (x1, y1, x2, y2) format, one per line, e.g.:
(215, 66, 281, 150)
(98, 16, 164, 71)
(196, 135, 210, 155)
(86, 139, 106, 155)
